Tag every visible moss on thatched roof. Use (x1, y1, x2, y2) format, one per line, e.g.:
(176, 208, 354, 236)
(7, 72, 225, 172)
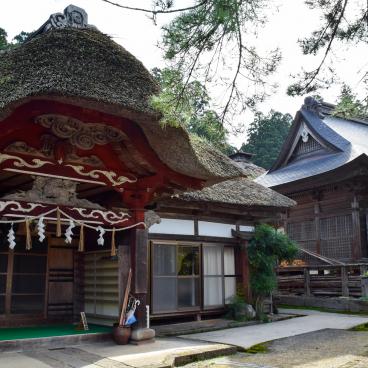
(0, 28, 159, 115)
(0, 27, 245, 183)
(170, 178, 296, 208)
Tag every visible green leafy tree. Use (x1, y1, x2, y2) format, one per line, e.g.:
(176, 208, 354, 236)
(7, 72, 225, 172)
(0, 27, 8, 50)
(247, 224, 298, 318)
(241, 111, 292, 169)
(0, 27, 30, 50)
(288, 0, 368, 96)
(102, 0, 280, 124)
(12, 31, 30, 44)
(103, 0, 368, 121)
(333, 84, 368, 120)
(151, 67, 236, 154)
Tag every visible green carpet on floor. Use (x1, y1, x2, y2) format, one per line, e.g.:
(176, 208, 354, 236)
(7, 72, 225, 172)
(0, 324, 112, 341)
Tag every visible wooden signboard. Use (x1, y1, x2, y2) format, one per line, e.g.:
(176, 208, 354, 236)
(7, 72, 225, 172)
(76, 311, 89, 331)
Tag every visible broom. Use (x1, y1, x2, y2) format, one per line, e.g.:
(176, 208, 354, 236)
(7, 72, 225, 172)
(119, 268, 132, 327)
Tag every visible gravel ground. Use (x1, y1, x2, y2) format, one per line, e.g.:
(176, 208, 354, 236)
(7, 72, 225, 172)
(183, 329, 368, 368)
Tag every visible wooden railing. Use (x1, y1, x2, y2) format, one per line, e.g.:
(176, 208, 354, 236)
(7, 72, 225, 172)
(277, 264, 368, 298)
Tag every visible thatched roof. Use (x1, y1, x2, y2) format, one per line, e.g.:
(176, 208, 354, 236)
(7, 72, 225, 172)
(0, 27, 244, 183)
(229, 153, 266, 179)
(167, 178, 296, 209)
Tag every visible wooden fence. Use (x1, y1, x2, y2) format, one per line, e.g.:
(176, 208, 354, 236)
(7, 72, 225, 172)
(277, 264, 368, 298)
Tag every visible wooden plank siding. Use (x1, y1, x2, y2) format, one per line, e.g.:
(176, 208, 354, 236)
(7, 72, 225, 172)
(277, 264, 366, 298)
(284, 182, 368, 264)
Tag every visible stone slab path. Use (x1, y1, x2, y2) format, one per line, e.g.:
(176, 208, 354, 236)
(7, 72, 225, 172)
(183, 329, 368, 368)
(180, 308, 368, 349)
(0, 337, 234, 368)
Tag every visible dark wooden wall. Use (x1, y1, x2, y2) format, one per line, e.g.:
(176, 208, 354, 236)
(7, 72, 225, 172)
(47, 237, 75, 319)
(284, 181, 368, 263)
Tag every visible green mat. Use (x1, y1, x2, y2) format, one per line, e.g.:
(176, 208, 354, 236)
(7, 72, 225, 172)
(0, 324, 112, 341)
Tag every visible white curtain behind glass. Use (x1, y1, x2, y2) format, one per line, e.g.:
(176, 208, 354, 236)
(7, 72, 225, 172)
(203, 245, 223, 306)
(224, 247, 236, 303)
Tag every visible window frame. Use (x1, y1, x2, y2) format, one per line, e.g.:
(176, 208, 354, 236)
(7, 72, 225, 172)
(150, 240, 238, 315)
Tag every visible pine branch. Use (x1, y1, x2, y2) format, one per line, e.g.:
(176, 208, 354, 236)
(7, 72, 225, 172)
(99, 0, 208, 15)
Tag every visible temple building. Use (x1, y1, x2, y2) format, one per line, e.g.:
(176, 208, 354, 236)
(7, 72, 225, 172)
(257, 97, 368, 264)
(0, 5, 294, 337)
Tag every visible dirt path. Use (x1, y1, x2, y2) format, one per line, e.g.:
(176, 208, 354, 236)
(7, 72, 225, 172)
(183, 329, 368, 368)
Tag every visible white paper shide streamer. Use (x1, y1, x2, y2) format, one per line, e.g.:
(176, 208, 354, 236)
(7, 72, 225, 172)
(8, 224, 16, 249)
(37, 217, 46, 242)
(96, 226, 105, 246)
(65, 220, 75, 244)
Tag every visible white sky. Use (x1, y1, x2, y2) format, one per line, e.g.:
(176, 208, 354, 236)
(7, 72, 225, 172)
(1, 0, 366, 148)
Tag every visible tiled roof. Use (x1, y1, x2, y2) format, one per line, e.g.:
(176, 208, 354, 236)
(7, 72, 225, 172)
(256, 99, 368, 188)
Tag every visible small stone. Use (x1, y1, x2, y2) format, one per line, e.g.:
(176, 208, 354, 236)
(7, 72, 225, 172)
(236, 303, 256, 320)
(131, 328, 155, 341)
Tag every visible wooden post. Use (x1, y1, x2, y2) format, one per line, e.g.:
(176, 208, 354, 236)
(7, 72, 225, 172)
(304, 268, 311, 297)
(73, 249, 84, 321)
(118, 244, 131, 308)
(314, 202, 321, 255)
(351, 196, 362, 260)
(240, 240, 251, 302)
(360, 265, 368, 297)
(130, 226, 149, 329)
(341, 266, 349, 297)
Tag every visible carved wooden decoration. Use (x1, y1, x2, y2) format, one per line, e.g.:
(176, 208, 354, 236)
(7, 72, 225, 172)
(3, 176, 103, 209)
(0, 153, 136, 187)
(35, 114, 125, 150)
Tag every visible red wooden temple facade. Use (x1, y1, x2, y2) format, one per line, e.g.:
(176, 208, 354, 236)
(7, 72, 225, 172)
(0, 5, 247, 332)
(0, 5, 296, 335)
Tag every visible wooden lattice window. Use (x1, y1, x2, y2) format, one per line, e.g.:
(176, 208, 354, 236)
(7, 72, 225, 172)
(84, 251, 119, 323)
(320, 215, 353, 259)
(287, 221, 316, 241)
(289, 136, 324, 162)
(287, 221, 317, 254)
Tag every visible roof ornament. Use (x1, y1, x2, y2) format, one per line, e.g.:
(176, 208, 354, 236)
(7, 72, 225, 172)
(30, 5, 95, 39)
(302, 96, 324, 118)
(301, 128, 309, 143)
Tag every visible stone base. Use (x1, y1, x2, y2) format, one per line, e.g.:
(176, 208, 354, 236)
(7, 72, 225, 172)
(130, 338, 155, 345)
(130, 328, 155, 344)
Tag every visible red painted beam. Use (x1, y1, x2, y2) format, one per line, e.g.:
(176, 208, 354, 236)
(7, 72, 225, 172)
(0, 100, 205, 191)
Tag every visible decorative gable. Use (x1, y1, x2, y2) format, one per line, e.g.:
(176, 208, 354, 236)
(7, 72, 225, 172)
(290, 136, 324, 160)
(287, 124, 327, 163)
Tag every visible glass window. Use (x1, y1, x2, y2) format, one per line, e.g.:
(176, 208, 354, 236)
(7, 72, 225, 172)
(203, 245, 237, 308)
(178, 246, 199, 276)
(178, 278, 199, 308)
(153, 244, 177, 313)
(153, 244, 176, 276)
(203, 246, 222, 276)
(153, 277, 177, 312)
(224, 277, 236, 303)
(224, 248, 235, 275)
(204, 277, 223, 306)
(152, 243, 200, 313)
(224, 247, 236, 304)
(203, 245, 223, 307)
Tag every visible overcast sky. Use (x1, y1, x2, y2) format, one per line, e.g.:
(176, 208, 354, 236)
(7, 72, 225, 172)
(1, 0, 366, 147)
